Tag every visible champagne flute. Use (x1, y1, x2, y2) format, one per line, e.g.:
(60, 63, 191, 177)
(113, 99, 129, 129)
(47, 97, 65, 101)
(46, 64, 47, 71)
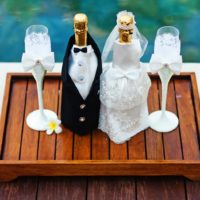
(23, 25, 57, 131)
(149, 26, 182, 132)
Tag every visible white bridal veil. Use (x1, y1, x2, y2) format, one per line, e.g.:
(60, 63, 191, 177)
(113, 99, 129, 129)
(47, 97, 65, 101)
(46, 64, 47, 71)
(102, 10, 148, 63)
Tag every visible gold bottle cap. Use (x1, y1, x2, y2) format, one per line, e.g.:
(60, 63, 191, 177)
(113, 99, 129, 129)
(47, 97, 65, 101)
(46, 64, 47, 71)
(74, 13, 88, 31)
(119, 14, 134, 28)
(74, 13, 88, 46)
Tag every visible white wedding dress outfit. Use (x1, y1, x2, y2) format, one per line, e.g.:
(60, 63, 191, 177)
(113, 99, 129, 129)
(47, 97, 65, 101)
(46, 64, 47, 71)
(98, 39, 151, 144)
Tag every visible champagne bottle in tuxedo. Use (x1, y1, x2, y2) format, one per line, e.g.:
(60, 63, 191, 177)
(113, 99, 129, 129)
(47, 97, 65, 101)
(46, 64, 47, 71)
(61, 13, 102, 135)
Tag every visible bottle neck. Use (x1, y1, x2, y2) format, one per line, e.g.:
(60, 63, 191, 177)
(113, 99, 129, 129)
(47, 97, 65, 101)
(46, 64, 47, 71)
(119, 29, 132, 43)
(75, 31, 87, 47)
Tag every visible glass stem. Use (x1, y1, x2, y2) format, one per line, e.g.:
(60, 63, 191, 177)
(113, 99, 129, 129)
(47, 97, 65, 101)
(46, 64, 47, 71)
(158, 67, 173, 116)
(32, 65, 46, 118)
(36, 78, 45, 117)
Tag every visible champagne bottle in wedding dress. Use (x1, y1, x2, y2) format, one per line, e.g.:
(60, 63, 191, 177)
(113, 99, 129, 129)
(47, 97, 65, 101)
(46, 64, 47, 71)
(61, 13, 102, 135)
(98, 11, 151, 144)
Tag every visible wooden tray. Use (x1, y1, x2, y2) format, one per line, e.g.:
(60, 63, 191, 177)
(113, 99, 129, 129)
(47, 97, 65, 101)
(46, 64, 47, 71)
(0, 73, 200, 182)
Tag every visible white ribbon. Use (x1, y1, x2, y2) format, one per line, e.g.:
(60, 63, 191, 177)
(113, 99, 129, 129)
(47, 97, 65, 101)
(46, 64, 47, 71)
(150, 54, 182, 75)
(109, 67, 141, 80)
(21, 52, 55, 72)
(109, 67, 141, 93)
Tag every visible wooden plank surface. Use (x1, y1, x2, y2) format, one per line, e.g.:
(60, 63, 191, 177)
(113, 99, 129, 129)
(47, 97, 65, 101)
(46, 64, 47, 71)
(37, 177, 87, 200)
(0, 74, 12, 157)
(175, 78, 200, 200)
(0, 176, 199, 200)
(175, 79, 200, 160)
(37, 78, 59, 160)
(20, 79, 39, 160)
(0, 73, 200, 180)
(161, 80, 183, 160)
(2, 79, 27, 160)
(0, 177, 38, 200)
(87, 177, 136, 200)
(137, 177, 186, 200)
(137, 78, 186, 200)
(145, 79, 164, 160)
(56, 82, 74, 160)
(73, 133, 91, 160)
(0, 73, 200, 199)
(92, 130, 109, 160)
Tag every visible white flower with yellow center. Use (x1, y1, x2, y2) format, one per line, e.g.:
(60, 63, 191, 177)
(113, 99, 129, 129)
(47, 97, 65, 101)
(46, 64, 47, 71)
(46, 118, 62, 135)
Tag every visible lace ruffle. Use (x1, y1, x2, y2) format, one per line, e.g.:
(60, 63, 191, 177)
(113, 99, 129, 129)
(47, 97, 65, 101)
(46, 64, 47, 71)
(100, 66, 151, 110)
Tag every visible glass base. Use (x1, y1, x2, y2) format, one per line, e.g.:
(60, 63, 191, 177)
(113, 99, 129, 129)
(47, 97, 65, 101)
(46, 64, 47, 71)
(149, 110, 179, 132)
(26, 109, 58, 131)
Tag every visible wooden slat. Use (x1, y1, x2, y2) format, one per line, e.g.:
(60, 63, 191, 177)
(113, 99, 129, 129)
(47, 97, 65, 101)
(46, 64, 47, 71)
(137, 177, 186, 200)
(161, 78, 186, 199)
(92, 130, 109, 160)
(137, 78, 185, 200)
(36, 78, 60, 200)
(20, 79, 39, 160)
(186, 74, 200, 199)
(175, 76, 200, 200)
(37, 78, 59, 160)
(175, 79, 200, 160)
(128, 132, 146, 159)
(56, 126, 73, 160)
(190, 73, 200, 147)
(37, 177, 87, 200)
(0, 177, 38, 200)
(3, 79, 27, 160)
(0, 74, 12, 157)
(145, 79, 164, 160)
(0, 160, 200, 177)
(87, 177, 136, 200)
(110, 141, 127, 160)
(186, 181, 200, 200)
(89, 130, 119, 200)
(160, 80, 183, 159)
(73, 134, 91, 160)
(56, 82, 73, 160)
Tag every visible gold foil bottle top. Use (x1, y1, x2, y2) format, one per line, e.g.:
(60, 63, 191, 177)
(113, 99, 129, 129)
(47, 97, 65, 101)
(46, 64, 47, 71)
(74, 13, 88, 47)
(118, 14, 134, 43)
(119, 15, 133, 27)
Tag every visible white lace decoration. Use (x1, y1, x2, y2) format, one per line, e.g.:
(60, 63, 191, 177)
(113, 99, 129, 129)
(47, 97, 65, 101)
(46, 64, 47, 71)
(100, 67, 151, 111)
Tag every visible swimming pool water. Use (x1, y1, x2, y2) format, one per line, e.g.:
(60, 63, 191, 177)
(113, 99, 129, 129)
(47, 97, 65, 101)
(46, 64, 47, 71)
(0, 0, 200, 62)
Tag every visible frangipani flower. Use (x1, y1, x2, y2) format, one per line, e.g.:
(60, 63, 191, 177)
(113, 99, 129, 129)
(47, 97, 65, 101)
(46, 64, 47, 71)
(46, 118, 62, 135)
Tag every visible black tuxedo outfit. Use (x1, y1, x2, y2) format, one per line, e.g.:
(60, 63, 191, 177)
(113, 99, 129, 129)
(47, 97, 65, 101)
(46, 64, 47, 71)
(61, 33, 102, 135)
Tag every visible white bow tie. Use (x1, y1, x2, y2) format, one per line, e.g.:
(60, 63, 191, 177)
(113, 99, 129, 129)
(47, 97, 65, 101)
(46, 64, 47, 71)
(21, 52, 55, 72)
(109, 67, 141, 80)
(150, 54, 182, 75)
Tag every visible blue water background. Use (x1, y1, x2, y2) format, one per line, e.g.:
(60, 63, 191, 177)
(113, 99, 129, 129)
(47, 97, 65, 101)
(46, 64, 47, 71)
(0, 0, 200, 62)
